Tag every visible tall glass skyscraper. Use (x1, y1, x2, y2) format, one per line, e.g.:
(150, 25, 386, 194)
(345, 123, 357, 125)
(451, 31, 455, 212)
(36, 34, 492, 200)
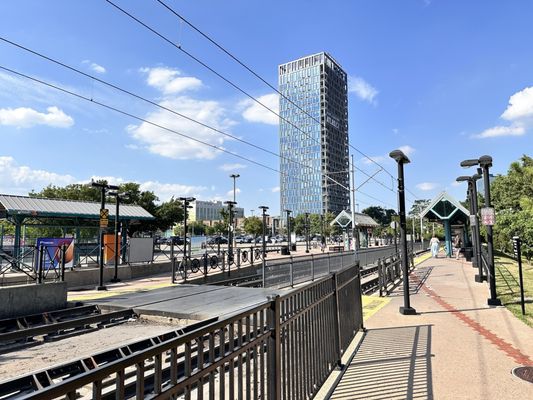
(279, 52, 350, 216)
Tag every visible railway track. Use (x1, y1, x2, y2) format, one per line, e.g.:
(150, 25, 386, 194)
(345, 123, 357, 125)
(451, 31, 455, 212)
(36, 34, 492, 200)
(0, 305, 135, 346)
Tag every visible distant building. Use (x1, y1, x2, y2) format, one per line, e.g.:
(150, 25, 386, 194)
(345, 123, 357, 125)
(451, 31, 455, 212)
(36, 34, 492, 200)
(189, 200, 244, 222)
(279, 52, 350, 216)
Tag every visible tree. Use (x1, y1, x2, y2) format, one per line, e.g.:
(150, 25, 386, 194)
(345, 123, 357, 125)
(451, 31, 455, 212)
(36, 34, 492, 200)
(361, 206, 397, 226)
(408, 199, 431, 216)
(242, 217, 262, 237)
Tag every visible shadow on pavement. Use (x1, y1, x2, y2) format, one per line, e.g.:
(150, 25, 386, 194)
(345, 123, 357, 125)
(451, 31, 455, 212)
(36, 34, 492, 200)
(329, 325, 434, 400)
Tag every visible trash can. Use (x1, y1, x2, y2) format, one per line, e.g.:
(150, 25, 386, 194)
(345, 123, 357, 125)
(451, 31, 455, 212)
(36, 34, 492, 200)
(464, 247, 473, 261)
(281, 246, 289, 255)
(291, 244, 297, 252)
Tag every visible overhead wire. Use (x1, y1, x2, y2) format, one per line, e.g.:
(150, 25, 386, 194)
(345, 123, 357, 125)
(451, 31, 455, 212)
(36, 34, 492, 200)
(105, 0, 399, 195)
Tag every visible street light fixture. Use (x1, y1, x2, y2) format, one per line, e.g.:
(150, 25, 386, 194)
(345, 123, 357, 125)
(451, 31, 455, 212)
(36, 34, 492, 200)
(259, 206, 269, 286)
(90, 180, 119, 291)
(179, 197, 195, 265)
(389, 149, 416, 315)
(460, 156, 501, 306)
(225, 200, 237, 264)
(230, 174, 240, 247)
(304, 212, 310, 253)
(108, 191, 129, 283)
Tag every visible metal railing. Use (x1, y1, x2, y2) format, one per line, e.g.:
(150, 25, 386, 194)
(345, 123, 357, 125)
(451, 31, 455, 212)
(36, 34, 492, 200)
(3, 263, 362, 400)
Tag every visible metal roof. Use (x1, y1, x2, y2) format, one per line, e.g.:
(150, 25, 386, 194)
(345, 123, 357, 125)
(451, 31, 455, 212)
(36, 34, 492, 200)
(0, 194, 154, 220)
(331, 210, 379, 228)
(420, 192, 469, 223)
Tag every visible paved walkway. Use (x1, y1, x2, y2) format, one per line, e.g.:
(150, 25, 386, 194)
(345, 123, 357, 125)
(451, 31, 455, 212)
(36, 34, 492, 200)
(327, 254, 533, 400)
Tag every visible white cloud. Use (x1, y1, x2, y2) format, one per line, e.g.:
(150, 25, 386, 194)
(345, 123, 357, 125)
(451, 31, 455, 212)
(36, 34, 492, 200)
(348, 76, 378, 104)
(82, 60, 106, 74)
(0, 156, 75, 194)
(128, 96, 235, 160)
(241, 93, 279, 125)
(0, 106, 74, 128)
(473, 125, 525, 139)
(398, 145, 415, 157)
(141, 67, 202, 94)
(140, 181, 207, 202)
(501, 86, 533, 121)
(416, 182, 438, 191)
(271, 186, 280, 193)
(451, 181, 462, 187)
(219, 163, 247, 171)
(362, 155, 386, 165)
(226, 188, 241, 198)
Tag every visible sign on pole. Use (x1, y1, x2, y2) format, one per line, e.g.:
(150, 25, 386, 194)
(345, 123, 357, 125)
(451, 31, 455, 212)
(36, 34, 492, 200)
(469, 215, 477, 226)
(480, 207, 495, 226)
(100, 208, 109, 228)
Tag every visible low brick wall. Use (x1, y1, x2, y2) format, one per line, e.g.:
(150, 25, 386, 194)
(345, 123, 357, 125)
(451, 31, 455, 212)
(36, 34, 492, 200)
(0, 281, 68, 319)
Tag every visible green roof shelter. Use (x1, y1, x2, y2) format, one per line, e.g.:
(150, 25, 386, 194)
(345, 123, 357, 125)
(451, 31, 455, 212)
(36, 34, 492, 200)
(420, 192, 470, 257)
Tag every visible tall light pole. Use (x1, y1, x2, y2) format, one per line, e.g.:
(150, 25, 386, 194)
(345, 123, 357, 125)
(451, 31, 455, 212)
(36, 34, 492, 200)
(390, 149, 416, 315)
(179, 197, 195, 264)
(304, 212, 310, 253)
(230, 174, 240, 248)
(461, 156, 501, 306)
(108, 191, 128, 283)
(225, 200, 236, 264)
(285, 209, 292, 254)
(91, 181, 119, 291)
(259, 206, 269, 286)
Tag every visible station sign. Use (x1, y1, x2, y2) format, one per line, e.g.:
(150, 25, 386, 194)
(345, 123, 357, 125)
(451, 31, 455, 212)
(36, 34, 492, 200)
(100, 208, 109, 228)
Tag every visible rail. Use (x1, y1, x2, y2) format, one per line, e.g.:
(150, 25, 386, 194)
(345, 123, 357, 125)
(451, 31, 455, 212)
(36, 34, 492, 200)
(0, 263, 363, 399)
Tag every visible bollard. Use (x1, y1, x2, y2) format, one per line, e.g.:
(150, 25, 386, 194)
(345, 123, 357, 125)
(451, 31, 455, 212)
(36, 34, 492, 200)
(171, 256, 176, 284)
(38, 244, 44, 284)
(60, 244, 66, 282)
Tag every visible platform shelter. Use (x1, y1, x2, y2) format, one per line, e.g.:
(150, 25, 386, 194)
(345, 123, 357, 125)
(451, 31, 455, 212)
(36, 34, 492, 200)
(420, 191, 470, 257)
(331, 210, 379, 248)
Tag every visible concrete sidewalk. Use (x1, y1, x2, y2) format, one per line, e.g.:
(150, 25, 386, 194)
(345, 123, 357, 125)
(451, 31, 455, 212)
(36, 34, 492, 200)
(327, 255, 533, 399)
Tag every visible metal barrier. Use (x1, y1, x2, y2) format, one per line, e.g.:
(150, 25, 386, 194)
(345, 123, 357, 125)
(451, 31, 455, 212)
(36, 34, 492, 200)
(2, 263, 363, 399)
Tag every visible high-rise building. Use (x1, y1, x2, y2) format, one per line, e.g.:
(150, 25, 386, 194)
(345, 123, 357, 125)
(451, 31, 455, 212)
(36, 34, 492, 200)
(279, 52, 350, 216)
(189, 200, 244, 222)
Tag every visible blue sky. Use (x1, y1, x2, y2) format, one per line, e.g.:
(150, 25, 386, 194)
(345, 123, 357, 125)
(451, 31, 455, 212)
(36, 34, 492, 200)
(1, 0, 532, 216)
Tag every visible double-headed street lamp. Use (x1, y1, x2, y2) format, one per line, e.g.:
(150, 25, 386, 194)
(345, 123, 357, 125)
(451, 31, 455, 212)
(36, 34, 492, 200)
(179, 197, 195, 263)
(460, 156, 501, 306)
(259, 206, 269, 286)
(108, 190, 129, 283)
(390, 149, 416, 315)
(91, 180, 119, 291)
(456, 173, 484, 283)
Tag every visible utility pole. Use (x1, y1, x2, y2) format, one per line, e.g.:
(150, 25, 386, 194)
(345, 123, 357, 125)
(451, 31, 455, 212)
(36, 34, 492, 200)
(350, 154, 359, 252)
(230, 174, 240, 248)
(225, 200, 236, 264)
(285, 209, 292, 254)
(179, 197, 195, 265)
(304, 212, 310, 253)
(259, 206, 269, 286)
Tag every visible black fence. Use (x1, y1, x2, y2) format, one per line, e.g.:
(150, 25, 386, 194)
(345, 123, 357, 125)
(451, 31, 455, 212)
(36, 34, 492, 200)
(0, 263, 363, 399)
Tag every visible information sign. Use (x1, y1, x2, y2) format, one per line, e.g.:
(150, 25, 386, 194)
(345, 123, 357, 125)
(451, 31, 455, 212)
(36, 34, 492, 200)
(480, 207, 495, 226)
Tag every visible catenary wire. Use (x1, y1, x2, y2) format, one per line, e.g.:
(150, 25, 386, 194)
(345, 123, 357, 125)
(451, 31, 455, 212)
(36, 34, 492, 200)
(0, 36, 350, 192)
(105, 0, 398, 195)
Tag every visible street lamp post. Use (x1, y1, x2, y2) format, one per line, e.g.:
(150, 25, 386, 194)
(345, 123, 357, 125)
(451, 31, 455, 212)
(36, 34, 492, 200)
(91, 181, 119, 291)
(304, 212, 310, 253)
(108, 191, 128, 283)
(179, 197, 195, 265)
(259, 206, 269, 286)
(390, 149, 416, 315)
(285, 209, 292, 254)
(225, 200, 237, 264)
(457, 173, 484, 283)
(230, 174, 240, 247)
(461, 156, 501, 306)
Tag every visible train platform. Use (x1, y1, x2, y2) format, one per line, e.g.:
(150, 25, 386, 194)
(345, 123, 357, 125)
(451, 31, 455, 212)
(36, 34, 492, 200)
(321, 253, 533, 399)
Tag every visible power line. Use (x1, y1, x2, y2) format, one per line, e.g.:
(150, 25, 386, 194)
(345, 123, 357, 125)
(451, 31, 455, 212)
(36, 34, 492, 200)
(154, 0, 396, 180)
(105, 0, 397, 195)
(0, 36, 350, 192)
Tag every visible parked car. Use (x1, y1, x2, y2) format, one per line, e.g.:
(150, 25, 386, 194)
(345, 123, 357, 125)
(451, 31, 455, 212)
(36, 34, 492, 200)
(165, 236, 187, 246)
(296, 236, 306, 242)
(207, 236, 228, 245)
(235, 236, 245, 244)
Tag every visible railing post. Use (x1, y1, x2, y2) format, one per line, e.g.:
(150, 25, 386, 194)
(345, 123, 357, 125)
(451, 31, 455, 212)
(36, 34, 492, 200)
(183, 258, 188, 283)
(236, 248, 241, 269)
(327, 252, 331, 274)
(311, 253, 315, 281)
(331, 272, 343, 368)
(289, 256, 294, 288)
(250, 246, 254, 266)
(171, 256, 176, 284)
(266, 295, 281, 400)
(222, 250, 226, 272)
(60, 244, 66, 282)
(378, 258, 383, 297)
(38, 244, 44, 284)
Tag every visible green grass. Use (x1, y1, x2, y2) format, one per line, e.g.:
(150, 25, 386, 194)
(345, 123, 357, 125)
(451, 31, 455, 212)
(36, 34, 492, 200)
(494, 254, 533, 328)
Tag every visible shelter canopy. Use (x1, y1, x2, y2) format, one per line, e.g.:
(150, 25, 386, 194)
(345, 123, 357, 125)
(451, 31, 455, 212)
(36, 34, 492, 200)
(331, 210, 379, 228)
(0, 194, 154, 221)
(420, 192, 469, 225)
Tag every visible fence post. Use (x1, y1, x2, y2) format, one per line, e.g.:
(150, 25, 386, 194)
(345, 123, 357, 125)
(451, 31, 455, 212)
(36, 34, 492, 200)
(38, 244, 44, 284)
(60, 244, 66, 282)
(236, 248, 241, 269)
(378, 258, 383, 297)
(222, 250, 226, 272)
(250, 246, 254, 266)
(331, 273, 343, 368)
(311, 253, 315, 281)
(266, 295, 281, 400)
(289, 256, 294, 288)
(327, 252, 331, 274)
(171, 256, 176, 284)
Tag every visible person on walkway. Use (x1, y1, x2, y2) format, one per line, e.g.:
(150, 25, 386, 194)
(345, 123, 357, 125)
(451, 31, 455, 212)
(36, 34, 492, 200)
(430, 235, 440, 258)
(454, 234, 462, 260)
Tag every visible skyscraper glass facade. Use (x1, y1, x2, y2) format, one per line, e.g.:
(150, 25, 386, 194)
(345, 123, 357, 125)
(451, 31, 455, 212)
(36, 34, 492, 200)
(279, 52, 350, 216)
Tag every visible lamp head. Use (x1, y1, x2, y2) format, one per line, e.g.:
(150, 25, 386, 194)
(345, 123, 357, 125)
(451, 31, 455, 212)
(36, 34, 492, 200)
(479, 155, 493, 168)
(456, 176, 471, 183)
(389, 149, 410, 164)
(460, 159, 479, 168)
(230, 173, 240, 179)
(472, 173, 482, 180)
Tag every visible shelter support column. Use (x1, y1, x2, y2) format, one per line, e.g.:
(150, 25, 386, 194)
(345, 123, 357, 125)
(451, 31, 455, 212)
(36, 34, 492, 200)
(444, 219, 452, 257)
(121, 221, 128, 264)
(13, 217, 23, 265)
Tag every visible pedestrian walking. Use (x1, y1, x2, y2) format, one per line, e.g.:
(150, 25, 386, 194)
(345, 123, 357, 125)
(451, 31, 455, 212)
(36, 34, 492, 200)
(454, 234, 462, 260)
(430, 235, 440, 258)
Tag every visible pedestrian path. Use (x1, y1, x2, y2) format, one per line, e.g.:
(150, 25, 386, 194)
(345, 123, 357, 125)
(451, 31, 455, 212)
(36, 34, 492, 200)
(327, 255, 533, 400)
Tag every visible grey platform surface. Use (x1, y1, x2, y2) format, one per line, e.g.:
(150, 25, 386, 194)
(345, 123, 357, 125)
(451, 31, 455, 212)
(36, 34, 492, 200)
(91, 284, 286, 320)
